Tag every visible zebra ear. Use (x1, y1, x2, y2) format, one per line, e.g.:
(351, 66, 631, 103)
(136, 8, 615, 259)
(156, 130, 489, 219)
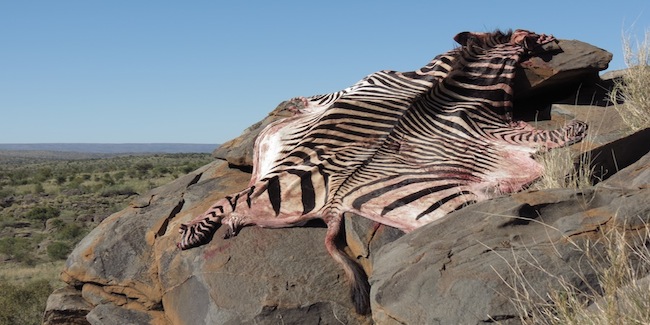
(453, 32, 472, 46)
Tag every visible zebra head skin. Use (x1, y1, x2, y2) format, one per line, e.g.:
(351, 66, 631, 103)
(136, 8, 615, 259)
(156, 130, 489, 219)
(178, 29, 588, 315)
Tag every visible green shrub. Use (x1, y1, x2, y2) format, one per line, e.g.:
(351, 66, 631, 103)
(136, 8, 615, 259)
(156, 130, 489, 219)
(55, 223, 85, 241)
(55, 175, 67, 185)
(0, 188, 13, 200)
(25, 206, 60, 222)
(99, 184, 137, 197)
(0, 278, 53, 325)
(102, 173, 114, 186)
(58, 209, 77, 220)
(32, 183, 44, 194)
(49, 218, 65, 229)
(9, 169, 29, 185)
(47, 241, 71, 260)
(114, 171, 126, 181)
(0, 237, 36, 265)
(34, 167, 52, 183)
(66, 176, 85, 190)
(135, 161, 154, 178)
(153, 166, 170, 177)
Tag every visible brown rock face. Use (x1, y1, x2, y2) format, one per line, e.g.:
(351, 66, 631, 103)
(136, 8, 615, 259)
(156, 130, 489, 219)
(369, 159, 650, 324)
(515, 39, 613, 97)
(44, 35, 650, 325)
(58, 160, 371, 324)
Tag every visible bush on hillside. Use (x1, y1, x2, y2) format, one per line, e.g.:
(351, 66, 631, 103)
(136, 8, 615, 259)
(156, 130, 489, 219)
(47, 241, 71, 260)
(25, 206, 60, 222)
(0, 278, 53, 325)
(55, 223, 85, 241)
(0, 237, 37, 265)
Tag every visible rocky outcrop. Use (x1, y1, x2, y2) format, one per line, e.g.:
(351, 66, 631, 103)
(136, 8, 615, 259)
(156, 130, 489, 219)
(370, 157, 650, 324)
(44, 38, 650, 324)
(515, 39, 613, 97)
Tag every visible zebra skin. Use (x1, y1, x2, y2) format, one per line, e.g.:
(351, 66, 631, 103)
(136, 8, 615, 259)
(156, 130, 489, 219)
(178, 29, 588, 314)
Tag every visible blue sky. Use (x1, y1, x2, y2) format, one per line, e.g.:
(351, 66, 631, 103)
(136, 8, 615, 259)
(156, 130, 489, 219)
(1, 1, 648, 144)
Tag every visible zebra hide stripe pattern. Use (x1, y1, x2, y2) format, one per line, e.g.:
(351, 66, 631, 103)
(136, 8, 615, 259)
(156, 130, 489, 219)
(178, 29, 588, 315)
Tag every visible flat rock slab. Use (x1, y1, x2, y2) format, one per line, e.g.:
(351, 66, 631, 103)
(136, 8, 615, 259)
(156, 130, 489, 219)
(43, 287, 93, 325)
(515, 39, 612, 97)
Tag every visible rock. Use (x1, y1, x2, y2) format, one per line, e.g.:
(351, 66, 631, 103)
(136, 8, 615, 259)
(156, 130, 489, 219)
(155, 162, 370, 324)
(86, 303, 167, 325)
(586, 275, 650, 317)
(598, 141, 650, 189)
(512, 41, 614, 122)
(583, 128, 650, 184)
(515, 39, 613, 98)
(345, 214, 404, 273)
(159, 225, 368, 325)
(545, 104, 628, 145)
(600, 68, 627, 81)
(43, 287, 93, 325)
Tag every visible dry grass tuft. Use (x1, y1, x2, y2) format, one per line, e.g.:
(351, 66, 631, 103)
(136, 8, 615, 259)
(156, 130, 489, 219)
(609, 29, 650, 132)
(0, 260, 65, 286)
(532, 146, 594, 191)
(523, 222, 650, 325)
(493, 218, 650, 325)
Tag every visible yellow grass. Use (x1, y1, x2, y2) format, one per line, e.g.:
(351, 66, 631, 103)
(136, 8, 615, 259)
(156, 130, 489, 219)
(609, 28, 650, 132)
(531, 146, 594, 191)
(0, 260, 65, 286)
(498, 220, 650, 325)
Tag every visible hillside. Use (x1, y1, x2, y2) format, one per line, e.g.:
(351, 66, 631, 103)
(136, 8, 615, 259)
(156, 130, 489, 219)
(0, 153, 215, 325)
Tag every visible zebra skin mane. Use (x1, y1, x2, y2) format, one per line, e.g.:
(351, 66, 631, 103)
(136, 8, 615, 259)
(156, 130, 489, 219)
(177, 29, 588, 315)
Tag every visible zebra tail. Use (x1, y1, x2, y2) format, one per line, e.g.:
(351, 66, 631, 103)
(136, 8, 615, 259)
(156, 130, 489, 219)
(344, 249, 371, 315)
(324, 217, 371, 315)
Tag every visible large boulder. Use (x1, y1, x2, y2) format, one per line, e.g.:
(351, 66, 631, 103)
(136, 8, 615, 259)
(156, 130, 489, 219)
(58, 159, 371, 324)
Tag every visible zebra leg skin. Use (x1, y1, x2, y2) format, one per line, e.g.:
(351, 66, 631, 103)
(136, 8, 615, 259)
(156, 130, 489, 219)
(178, 187, 259, 249)
(177, 215, 223, 249)
(497, 119, 589, 151)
